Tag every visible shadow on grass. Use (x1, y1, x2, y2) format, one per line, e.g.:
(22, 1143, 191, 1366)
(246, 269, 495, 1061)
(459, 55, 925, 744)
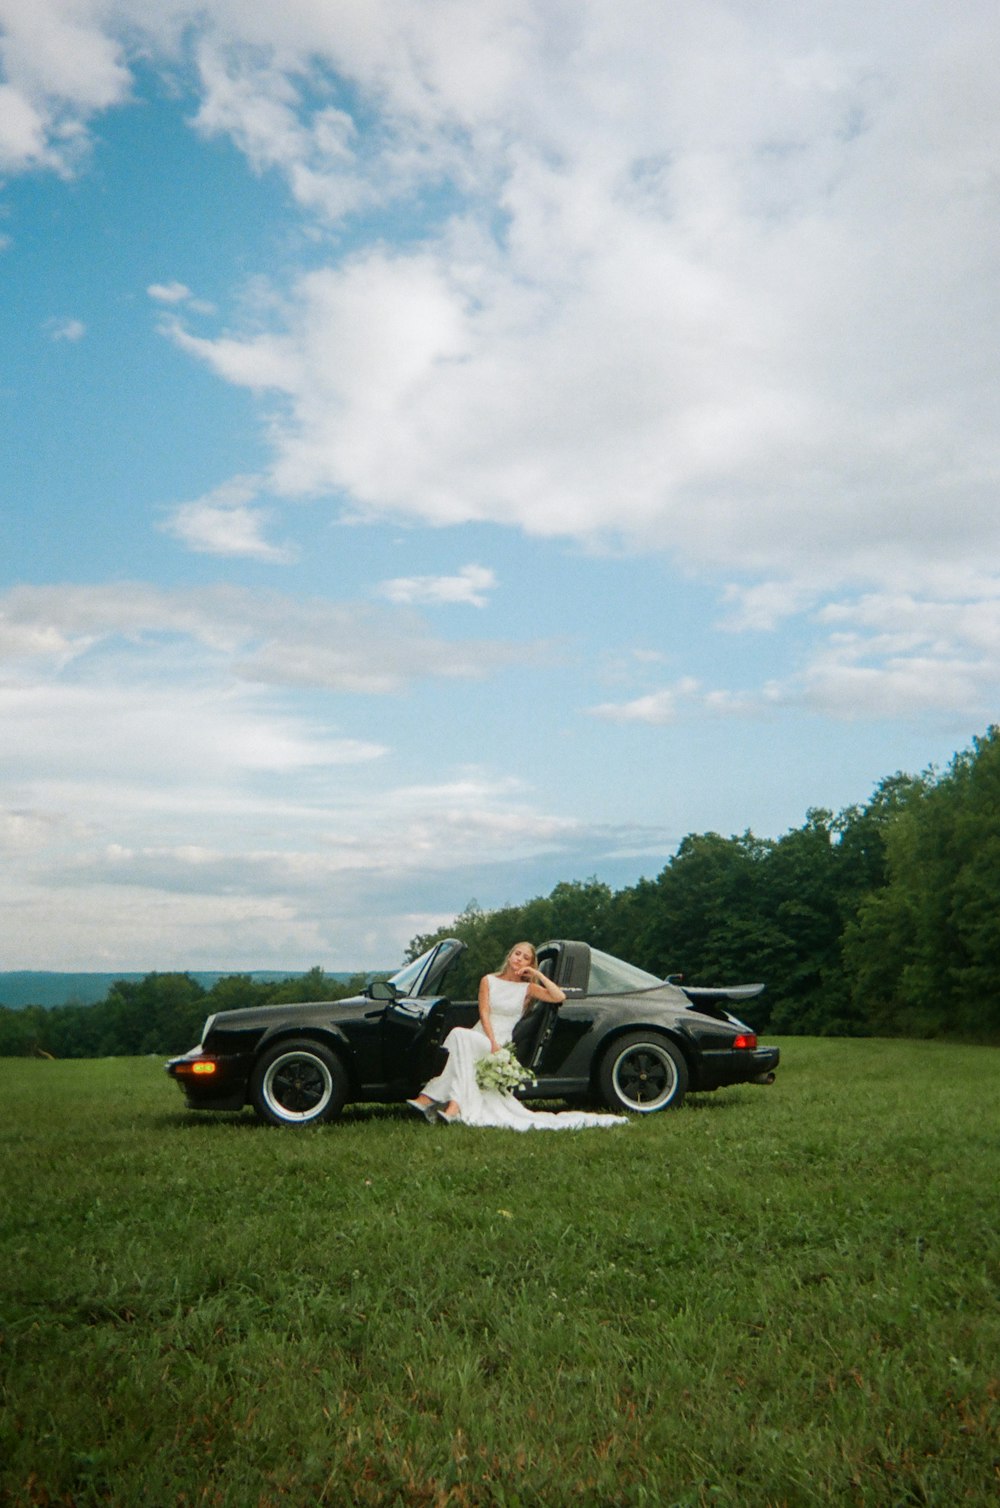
(156, 1100, 439, 1132)
(157, 1087, 762, 1133)
(680, 1088, 767, 1112)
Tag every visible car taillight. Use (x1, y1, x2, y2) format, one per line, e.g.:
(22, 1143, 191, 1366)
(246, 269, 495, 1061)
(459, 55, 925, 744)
(191, 1061, 218, 1074)
(732, 1033, 757, 1050)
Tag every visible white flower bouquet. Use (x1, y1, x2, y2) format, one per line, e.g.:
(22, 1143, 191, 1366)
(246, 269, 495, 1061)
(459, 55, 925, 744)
(475, 1044, 534, 1095)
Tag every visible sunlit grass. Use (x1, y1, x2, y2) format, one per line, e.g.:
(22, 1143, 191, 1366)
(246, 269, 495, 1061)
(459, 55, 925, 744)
(1, 1041, 998, 1506)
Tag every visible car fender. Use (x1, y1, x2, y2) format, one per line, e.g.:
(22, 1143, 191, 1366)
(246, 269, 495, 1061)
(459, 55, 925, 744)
(253, 1024, 357, 1088)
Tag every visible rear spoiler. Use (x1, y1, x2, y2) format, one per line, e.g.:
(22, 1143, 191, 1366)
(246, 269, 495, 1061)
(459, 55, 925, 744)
(680, 983, 765, 1007)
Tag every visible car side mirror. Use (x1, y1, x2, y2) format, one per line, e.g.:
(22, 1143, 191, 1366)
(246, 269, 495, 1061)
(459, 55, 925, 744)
(366, 979, 399, 1002)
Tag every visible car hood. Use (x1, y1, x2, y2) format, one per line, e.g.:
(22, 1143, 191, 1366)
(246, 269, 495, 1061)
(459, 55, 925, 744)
(202, 994, 371, 1035)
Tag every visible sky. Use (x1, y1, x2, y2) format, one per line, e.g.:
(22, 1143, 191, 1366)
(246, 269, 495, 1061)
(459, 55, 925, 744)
(2, 0, 1000, 973)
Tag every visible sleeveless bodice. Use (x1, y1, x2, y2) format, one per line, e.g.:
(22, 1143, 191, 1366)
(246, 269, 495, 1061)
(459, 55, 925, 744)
(487, 974, 529, 1036)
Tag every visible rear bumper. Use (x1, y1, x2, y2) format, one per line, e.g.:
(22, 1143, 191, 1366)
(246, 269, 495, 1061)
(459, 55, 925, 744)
(695, 1043, 780, 1092)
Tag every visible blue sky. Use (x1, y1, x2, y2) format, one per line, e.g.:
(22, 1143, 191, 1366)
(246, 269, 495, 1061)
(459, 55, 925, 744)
(3, 0, 999, 971)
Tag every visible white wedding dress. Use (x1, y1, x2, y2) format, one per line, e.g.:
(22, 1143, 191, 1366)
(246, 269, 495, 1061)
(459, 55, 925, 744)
(420, 975, 627, 1131)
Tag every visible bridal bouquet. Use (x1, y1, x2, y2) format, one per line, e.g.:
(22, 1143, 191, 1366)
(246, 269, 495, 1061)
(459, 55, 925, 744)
(475, 1044, 534, 1095)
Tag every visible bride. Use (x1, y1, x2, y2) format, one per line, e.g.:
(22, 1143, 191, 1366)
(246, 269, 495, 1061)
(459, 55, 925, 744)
(407, 941, 627, 1131)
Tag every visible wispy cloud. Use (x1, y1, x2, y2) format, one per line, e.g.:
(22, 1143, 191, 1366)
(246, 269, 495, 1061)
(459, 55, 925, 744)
(588, 583, 1000, 727)
(587, 679, 702, 726)
(147, 280, 216, 314)
(377, 565, 496, 608)
(147, 280, 192, 304)
(160, 478, 296, 563)
(44, 317, 86, 342)
(0, 581, 546, 694)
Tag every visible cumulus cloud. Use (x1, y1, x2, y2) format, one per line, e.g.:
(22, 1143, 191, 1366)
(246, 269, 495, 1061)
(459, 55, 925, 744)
(0, 0, 132, 173)
(7, 2, 1000, 599)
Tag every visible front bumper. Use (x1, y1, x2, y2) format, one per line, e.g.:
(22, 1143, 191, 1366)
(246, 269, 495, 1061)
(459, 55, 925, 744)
(165, 1047, 251, 1112)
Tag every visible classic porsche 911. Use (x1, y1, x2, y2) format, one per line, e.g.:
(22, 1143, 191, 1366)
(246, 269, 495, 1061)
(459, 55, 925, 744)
(166, 938, 778, 1126)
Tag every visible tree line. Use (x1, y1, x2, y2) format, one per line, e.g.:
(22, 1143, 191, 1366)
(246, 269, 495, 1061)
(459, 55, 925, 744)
(4, 726, 999, 1057)
(0, 968, 373, 1061)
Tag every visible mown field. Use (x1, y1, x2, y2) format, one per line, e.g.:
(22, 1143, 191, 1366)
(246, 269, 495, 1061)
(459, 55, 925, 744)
(1, 1039, 998, 1508)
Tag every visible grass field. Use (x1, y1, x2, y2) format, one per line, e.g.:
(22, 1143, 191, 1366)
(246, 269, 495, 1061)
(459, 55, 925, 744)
(1, 1038, 998, 1507)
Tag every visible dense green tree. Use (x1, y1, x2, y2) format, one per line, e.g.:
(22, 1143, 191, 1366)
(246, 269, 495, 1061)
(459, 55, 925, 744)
(844, 729, 1000, 1038)
(267, 967, 344, 1004)
(0, 1006, 45, 1057)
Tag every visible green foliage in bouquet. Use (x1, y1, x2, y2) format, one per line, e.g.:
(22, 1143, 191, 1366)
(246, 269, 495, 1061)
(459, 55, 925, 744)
(475, 1044, 535, 1094)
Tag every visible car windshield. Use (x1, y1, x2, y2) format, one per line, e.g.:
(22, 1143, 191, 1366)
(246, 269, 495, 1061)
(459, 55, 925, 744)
(387, 947, 437, 996)
(586, 948, 664, 995)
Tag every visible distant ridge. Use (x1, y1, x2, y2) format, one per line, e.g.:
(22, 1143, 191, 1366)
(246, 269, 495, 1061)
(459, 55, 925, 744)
(0, 970, 362, 1011)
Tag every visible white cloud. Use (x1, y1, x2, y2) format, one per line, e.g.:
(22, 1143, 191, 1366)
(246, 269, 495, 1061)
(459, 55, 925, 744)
(147, 280, 216, 314)
(718, 581, 820, 634)
(160, 477, 296, 562)
(0, 580, 543, 693)
(147, 280, 191, 303)
(588, 583, 1000, 727)
(795, 588, 1000, 721)
(0, 80, 50, 169)
(377, 564, 496, 608)
(44, 316, 86, 342)
(8, 4, 1000, 599)
(588, 679, 702, 726)
(183, 10, 1000, 604)
(0, 0, 132, 173)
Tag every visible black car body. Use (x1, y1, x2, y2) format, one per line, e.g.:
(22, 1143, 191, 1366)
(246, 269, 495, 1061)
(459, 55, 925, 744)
(166, 938, 779, 1126)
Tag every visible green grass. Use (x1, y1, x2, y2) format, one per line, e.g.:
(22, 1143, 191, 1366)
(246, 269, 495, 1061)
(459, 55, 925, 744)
(1, 1040, 998, 1507)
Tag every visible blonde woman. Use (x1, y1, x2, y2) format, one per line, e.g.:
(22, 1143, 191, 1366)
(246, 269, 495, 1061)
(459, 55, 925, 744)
(408, 942, 626, 1131)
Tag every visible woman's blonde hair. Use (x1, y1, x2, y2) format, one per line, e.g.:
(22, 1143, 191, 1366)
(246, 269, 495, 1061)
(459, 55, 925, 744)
(498, 941, 537, 979)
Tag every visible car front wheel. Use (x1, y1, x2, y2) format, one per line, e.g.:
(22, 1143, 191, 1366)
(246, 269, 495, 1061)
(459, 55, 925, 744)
(250, 1039, 347, 1126)
(598, 1032, 689, 1113)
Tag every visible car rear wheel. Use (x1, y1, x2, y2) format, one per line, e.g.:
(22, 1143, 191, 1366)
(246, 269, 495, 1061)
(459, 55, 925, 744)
(598, 1032, 688, 1113)
(250, 1039, 347, 1126)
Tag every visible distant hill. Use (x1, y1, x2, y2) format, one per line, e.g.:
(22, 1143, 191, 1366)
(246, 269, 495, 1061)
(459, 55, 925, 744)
(0, 971, 362, 1010)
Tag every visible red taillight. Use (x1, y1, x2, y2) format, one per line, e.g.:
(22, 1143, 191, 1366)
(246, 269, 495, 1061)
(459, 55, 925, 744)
(732, 1033, 757, 1050)
(191, 1061, 217, 1075)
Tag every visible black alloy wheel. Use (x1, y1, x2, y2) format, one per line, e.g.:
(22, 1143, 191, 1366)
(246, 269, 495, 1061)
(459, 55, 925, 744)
(598, 1032, 689, 1113)
(250, 1039, 347, 1126)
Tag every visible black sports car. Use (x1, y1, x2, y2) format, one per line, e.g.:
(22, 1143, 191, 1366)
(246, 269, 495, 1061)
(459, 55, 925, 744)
(166, 938, 778, 1126)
